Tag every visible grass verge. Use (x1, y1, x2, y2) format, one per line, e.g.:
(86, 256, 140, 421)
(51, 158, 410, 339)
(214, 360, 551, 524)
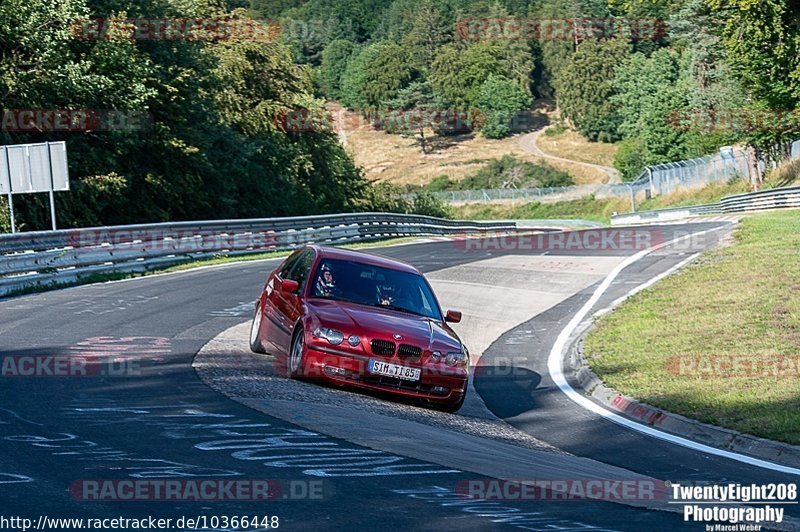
(584, 210, 800, 445)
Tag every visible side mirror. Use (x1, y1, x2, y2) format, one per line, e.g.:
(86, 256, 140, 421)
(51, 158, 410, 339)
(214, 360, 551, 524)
(281, 279, 300, 294)
(445, 310, 462, 323)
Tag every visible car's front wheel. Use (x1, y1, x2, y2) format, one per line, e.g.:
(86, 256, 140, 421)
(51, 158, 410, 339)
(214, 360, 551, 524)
(249, 302, 266, 354)
(289, 328, 305, 378)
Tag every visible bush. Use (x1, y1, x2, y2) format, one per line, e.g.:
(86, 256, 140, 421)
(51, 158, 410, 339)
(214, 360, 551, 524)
(318, 39, 357, 99)
(0, 196, 10, 233)
(426, 175, 457, 192)
(614, 138, 650, 181)
(456, 155, 574, 189)
(544, 121, 567, 137)
(411, 191, 451, 218)
(479, 111, 512, 139)
(362, 182, 411, 213)
(476, 75, 532, 139)
(360, 182, 451, 218)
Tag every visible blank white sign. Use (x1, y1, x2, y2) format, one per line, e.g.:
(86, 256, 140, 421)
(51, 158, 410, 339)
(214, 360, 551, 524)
(0, 141, 69, 194)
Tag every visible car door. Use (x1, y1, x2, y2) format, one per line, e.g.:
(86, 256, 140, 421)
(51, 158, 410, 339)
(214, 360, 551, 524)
(262, 249, 303, 353)
(273, 248, 316, 354)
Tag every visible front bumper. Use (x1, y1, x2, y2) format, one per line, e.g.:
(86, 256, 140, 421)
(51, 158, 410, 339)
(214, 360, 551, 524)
(303, 345, 467, 405)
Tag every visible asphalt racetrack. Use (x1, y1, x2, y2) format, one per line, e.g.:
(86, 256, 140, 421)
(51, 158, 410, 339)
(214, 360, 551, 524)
(2, 222, 797, 531)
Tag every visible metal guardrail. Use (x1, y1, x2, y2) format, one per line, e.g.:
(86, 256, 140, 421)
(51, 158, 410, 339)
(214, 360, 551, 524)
(609, 204, 721, 225)
(719, 185, 800, 213)
(0, 213, 518, 297)
(610, 184, 800, 225)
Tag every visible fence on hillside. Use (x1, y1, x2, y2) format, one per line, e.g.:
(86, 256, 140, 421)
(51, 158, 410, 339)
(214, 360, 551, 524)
(419, 140, 800, 205)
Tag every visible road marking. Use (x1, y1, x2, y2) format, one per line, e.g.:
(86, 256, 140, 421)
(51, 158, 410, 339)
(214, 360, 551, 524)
(392, 485, 620, 532)
(0, 473, 34, 484)
(547, 225, 800, 476)
(61, 401, 459, 478)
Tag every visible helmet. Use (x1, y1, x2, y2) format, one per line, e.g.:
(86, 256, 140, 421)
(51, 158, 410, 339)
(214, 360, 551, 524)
(377, 283, 396, 305)
(317, 262, 335, 294)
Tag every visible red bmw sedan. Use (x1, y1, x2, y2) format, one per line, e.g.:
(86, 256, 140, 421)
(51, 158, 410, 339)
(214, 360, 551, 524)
(249, 245, 469, 412)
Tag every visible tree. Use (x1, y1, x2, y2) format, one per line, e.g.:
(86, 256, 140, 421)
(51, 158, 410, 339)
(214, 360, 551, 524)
(402, 0, 450, 74)
(0, 1, 374, 230)
(430, 40, 533, 109)
(318, 39, 357, 99)
(340, 41, 416, 109)
(612, 48, 683, 140)
(613, 137, 650, 181)
(476, 75, 533, 139)
(555, 39, 630, 141)
(382, 80, 439, 153)
(706, 0, 800, 163)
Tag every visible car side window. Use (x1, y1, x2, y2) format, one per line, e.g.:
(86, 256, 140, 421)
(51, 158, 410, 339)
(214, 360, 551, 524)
(278, 249, 303, 279)
(285, 249, 315, 289)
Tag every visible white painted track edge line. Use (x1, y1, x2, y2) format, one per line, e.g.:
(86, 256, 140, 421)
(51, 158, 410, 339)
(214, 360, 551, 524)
(547, 225, 800, 476)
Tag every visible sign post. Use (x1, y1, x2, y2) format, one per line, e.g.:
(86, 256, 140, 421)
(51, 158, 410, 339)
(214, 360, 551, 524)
(1, 146, 12, 233)
(1, 141, 69, 233)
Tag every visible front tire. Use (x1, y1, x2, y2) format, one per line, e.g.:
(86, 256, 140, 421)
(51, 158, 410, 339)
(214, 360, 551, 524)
(249, 303, 266, 354)
(289, 327, 305, 379)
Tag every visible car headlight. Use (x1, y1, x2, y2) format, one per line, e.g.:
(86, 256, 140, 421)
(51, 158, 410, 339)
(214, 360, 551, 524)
(430, 351, 442, 362)
(445, 351, 467, 367)
(313, 327, 344, 345)
(347, 334, 360, 347)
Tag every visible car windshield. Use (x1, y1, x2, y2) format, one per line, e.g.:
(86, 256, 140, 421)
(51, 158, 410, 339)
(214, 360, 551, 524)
(310, 258, 443, 321)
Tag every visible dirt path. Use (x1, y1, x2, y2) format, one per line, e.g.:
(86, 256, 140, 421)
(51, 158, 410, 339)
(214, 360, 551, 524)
(520, 126, 622, 184)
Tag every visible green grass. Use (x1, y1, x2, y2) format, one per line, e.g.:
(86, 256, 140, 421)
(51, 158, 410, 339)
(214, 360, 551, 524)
(452, 179, 751, 223)
(2, 236, 422, 298)
(584, 211, 800, 444)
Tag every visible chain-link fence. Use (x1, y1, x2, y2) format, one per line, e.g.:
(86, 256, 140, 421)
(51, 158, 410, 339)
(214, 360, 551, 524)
(419, 140, 800, 206)
(640, 151, 750, 196)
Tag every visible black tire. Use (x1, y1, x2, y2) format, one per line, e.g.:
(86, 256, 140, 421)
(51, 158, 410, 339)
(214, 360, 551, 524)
(288, 327, 305, 379)
(249, 302, 266, 354)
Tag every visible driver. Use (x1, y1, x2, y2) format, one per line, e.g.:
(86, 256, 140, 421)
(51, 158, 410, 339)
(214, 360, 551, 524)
(376, 282, 397, 306)
(315, 262, 337, 297)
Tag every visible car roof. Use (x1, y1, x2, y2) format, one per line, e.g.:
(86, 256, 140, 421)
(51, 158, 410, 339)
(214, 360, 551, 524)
(309, 245, 420, 275)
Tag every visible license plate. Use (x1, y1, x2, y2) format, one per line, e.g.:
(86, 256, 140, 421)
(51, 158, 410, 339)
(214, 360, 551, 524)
(368, 359, 421, 381)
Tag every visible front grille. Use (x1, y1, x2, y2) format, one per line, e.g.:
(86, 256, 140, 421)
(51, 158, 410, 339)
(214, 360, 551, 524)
(370, 339, 395, 356)
(397, 344, 422, 360)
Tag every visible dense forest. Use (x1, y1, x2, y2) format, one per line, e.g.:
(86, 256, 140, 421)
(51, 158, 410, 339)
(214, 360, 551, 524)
(1, 0, 798, 230)
(264, 0, 799, 177)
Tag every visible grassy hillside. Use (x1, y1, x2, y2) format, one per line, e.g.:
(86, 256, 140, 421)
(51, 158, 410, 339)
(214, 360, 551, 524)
(451, 180, 751, 223)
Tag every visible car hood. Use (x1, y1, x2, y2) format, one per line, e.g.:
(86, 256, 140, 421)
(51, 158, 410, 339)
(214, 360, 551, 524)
(306, 299, 461, 350)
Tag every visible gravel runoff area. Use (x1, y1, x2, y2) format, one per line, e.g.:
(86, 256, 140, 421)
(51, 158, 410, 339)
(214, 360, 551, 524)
(193, 253, 629, 456)
(194, 321, 566, 455)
